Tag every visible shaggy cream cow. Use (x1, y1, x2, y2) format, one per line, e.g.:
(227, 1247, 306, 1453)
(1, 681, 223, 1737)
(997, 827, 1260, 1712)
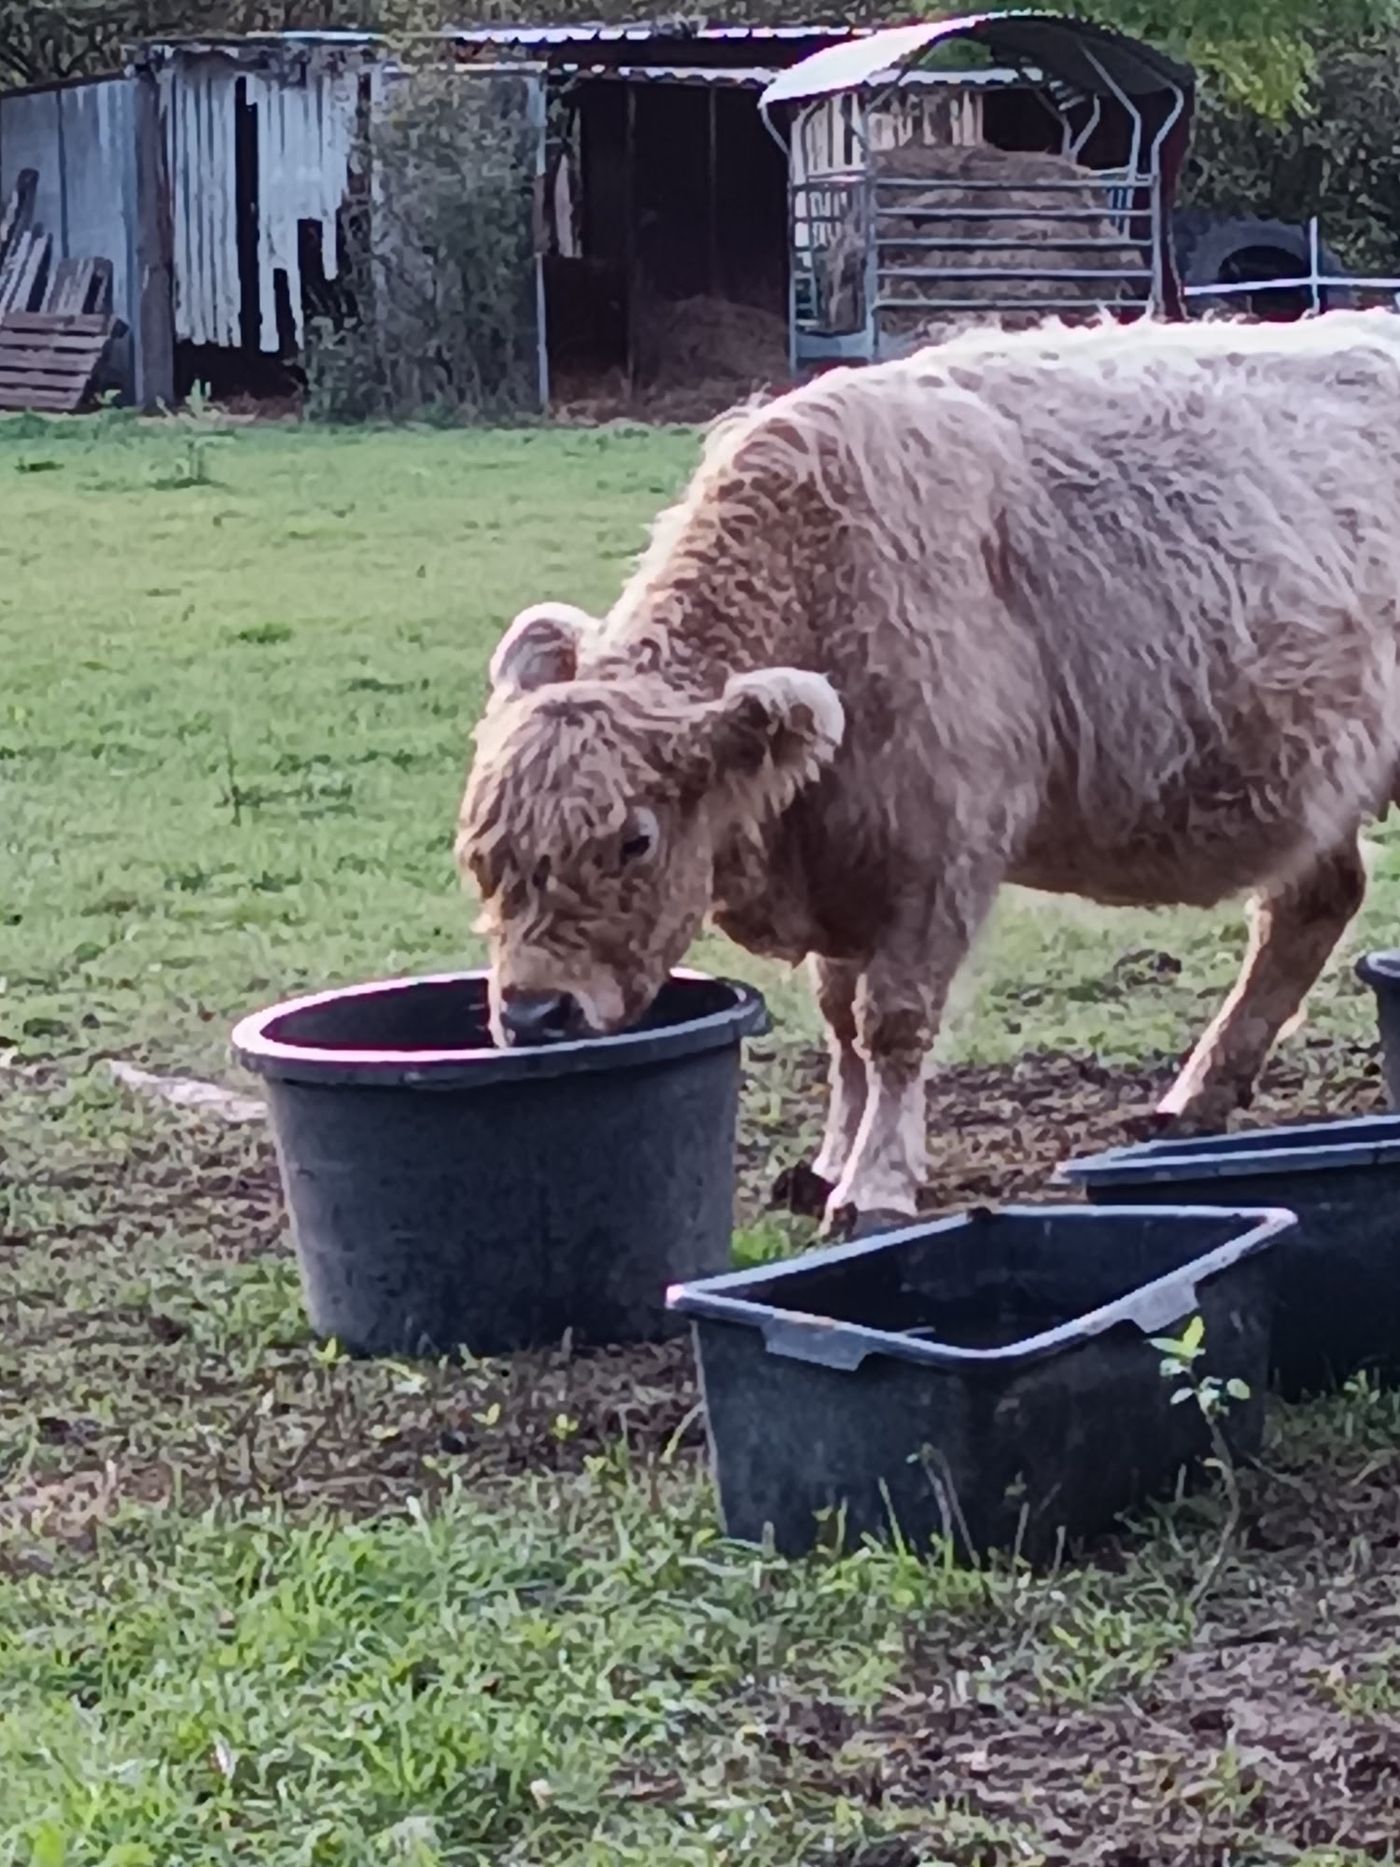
(458, 312, 1400, 1233)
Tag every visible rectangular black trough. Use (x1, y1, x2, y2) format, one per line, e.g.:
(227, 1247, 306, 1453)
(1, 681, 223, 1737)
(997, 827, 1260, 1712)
(1061, 1115, 1400, 1397)
(667, 1204, 1291, 1565)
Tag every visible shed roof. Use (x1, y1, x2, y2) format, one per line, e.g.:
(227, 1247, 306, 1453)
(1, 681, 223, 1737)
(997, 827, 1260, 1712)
(131, 20, 870, 63)
(761, 11, 1194, 108)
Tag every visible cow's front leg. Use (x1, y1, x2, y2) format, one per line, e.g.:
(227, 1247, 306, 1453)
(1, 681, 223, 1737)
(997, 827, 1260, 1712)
(1157, 837, 1366, 1130)
(810, 956, 866, 1187)
(824, 879, 994, 1235)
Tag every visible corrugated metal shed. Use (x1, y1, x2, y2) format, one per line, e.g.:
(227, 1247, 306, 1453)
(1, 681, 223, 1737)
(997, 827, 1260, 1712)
(123, 21, 877, 383)
(155, 48, 359, 352)
(0, 18, 1042, 412)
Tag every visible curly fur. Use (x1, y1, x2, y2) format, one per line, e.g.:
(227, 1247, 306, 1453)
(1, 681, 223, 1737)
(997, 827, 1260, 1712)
(459, 311, 1400, 1223)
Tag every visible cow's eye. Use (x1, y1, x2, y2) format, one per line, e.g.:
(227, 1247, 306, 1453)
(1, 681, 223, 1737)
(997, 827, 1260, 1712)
(618, 808, 658, 868)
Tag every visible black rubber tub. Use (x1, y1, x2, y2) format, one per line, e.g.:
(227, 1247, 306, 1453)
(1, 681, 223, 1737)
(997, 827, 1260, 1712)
(232, 968, 769, 1357)
(668, 1203, 1291, 1565)
(1061, 1115, 1400, 1397)
(1357, 951, 1400, 1106)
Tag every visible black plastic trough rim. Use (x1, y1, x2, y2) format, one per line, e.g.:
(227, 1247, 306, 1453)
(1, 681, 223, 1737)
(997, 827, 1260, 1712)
(1357, 949, 1400, 990)
(1057, 1111, 1400, 1189)
(230, 967, 770, 1089)
(665, 1202, 1296, 1372)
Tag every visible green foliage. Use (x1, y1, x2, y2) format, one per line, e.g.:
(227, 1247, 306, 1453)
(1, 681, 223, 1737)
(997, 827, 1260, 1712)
(305, 70, 540, 423)
(979, 0, 1400, 118)
(1151, 1315, 1252, 1424)
(3, 0, 1398, 129)
(0, 4, 320, 87)
(0, 2, 473, 88)
(1184, 31, 1400, 274)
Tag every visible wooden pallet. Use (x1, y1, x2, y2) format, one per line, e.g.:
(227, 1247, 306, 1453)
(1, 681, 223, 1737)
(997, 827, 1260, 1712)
(0, 169, 122, 411)
(0, 173, 113, 319)
(45, 255, 113, 316)
(0, 230, 51, 317)
(0, 170, 36, 272)
(0, 311, 120, 413)
(0, 170, 44, 316)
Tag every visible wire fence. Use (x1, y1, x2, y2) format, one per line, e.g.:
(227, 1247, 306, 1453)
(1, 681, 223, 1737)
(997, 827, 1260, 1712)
(1181, 217, 1400, 313)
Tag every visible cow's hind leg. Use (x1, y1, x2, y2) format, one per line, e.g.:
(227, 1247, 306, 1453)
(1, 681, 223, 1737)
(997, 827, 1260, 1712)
(1157, 838, 1366, 1130)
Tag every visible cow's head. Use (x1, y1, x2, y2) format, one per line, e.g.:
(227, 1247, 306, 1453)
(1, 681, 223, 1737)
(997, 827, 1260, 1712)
(457, 602, 844, 1045)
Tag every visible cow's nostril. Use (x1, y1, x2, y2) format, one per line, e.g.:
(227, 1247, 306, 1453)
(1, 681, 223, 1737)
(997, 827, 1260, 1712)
(500, 989, 580, 1046)
(541, 992, 579, 1038)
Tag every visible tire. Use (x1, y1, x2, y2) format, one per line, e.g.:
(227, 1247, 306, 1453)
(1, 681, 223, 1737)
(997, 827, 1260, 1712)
(1171, 209, 1354, 318)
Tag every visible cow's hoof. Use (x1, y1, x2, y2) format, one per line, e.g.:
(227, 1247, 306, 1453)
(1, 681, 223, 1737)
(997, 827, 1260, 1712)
(821, 1203, 916, 1244)
(770, 1160, 833, 1219)
(1150, 1099, 1244, 1141)
(1118, 1109, 1183, 1145)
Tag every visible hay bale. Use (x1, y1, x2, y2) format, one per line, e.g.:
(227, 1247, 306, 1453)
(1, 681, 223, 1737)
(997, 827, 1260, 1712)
(820, 141, 1148, 341)
(632, 291, 789, 390)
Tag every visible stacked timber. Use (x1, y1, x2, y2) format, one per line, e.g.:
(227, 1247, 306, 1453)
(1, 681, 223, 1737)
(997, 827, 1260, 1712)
(0, 167, 121, 412)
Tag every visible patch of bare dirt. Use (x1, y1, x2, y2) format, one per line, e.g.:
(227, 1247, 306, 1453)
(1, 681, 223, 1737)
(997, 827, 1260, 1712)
(744, 1034, 1387, 1223)
(234, 1335, 705, 1508)
(5, 1033, 1388, 1543)
(10, 1031, 1400, 1853)
(858, 1545, 1400, 1863)
(9, 1118, 288, 1265)
(549, 369, 784, 429)
(729, 1363, 1400, 1863)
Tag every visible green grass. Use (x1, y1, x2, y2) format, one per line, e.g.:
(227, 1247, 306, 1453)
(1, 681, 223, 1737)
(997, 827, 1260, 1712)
(4, 408, 1400, 1864)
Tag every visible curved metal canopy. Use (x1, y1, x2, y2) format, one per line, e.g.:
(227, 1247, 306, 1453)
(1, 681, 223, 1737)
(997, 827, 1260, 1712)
(760, 10, 1195, 111)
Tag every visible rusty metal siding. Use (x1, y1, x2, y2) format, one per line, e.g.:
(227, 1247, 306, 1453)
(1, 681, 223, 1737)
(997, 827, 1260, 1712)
(247, 62, 358, 351)
(158, 49, 359, 353)
(158, 55, 240, 346)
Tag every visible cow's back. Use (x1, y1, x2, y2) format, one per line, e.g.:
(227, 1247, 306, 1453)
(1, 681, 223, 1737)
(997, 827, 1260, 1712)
(606, 317, 1400, 928)
(876, 318, 1400, 896)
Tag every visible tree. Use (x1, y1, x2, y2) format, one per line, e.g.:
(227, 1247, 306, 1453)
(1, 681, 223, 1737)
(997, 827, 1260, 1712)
(0, 1, 450, 89)
(1184, 29, 1400, 269)
(991, 0, 1400, 117)
(7, 0, 1400, 113)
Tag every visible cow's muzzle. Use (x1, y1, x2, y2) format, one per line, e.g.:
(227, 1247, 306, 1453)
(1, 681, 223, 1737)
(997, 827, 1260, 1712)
(499, 988, 586, 1046)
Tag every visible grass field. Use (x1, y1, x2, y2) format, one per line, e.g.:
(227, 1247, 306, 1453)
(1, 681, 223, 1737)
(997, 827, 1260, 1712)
(4, 408, 1400, 1865)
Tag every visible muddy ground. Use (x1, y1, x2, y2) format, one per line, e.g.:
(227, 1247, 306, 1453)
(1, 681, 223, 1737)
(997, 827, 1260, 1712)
(5, 1032, 1400, 1863)
(5, 1032, 1388, 1509)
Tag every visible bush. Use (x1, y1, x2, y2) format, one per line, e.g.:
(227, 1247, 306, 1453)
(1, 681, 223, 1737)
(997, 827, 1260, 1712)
(305, 68, 541, 423)
(1182, 33, 1400, 276)
(1066, 0, 1400, 118)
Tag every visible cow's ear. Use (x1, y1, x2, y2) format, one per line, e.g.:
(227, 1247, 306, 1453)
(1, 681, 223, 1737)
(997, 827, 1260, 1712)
(691, 667, 844, 811)
(489, 602, 592, 696)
